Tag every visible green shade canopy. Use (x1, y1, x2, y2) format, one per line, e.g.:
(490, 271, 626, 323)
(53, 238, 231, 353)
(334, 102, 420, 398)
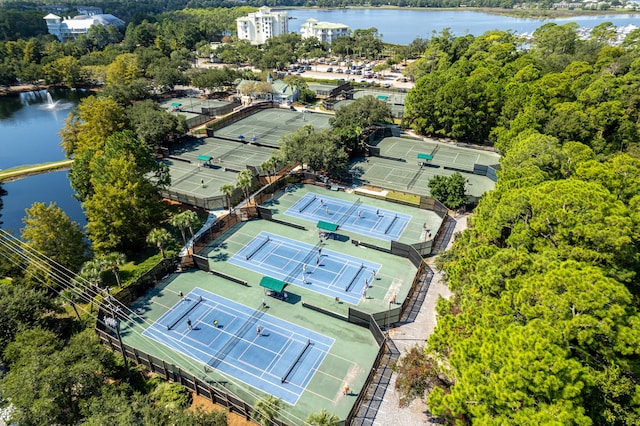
(197, 155, 212, 162)
(260, 276, 287, 292)
(417, 153, 433, 161)
(171, 102, 182, 107)
(317, 221, 338, 232)
(377, 95, 388, 100)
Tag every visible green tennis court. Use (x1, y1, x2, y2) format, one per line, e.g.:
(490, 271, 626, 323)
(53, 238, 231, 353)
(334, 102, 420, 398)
(162, 137, 274, 197)
(212, 109, 331, 147)
(354, 136, 500, 197)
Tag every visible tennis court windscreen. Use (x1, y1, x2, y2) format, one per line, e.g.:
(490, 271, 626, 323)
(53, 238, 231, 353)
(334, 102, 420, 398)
(167, 296, 203, 330)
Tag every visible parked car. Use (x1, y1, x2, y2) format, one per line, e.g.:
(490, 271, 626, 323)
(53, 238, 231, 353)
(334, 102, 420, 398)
(326, 67, 333, 73)
(345, 69, 351, 74)
(383, 83, 391, 88)
(336, 68, 343, 73)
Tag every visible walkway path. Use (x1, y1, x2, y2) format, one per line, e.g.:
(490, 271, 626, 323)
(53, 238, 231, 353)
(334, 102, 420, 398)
(373, 213, 470, 425)
(0, 160, 73, 182)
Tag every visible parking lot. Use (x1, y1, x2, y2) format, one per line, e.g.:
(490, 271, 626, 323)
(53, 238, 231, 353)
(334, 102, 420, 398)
(289, 62, 414, 90)
(195, 58, 415, 90)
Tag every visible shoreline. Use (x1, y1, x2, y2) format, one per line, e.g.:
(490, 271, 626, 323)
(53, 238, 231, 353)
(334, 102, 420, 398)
(277, 5, 640, 19)
(0, 160, 73, 183)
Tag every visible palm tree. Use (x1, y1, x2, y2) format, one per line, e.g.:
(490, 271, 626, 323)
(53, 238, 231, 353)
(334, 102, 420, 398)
(307, 409, 339, 426)
(100, 252, 126, 287)
(170, 213, 189, 246)
(220, 183, 235, 211)
(253, 395, 282, 426)
(60, 287, 82, 322)
(181, 210, 199, 239)
(236, 169, 254, 203)
(146, 228, 172, 259)
(75, 259, 104, 312)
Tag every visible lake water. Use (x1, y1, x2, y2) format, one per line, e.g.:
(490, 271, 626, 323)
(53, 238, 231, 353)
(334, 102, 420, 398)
(0, 89, 87, 234)
(286, 9, 640, 44)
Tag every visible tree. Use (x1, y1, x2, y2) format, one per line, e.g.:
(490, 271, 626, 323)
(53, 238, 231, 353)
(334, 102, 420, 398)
(20, 202, 90, 278)
(83, 130, 169, 253)
(0, 285, 60, 354)
(128, 100, 188, 149)
(306, 409, 339, 426)
(1, 329, 117, 425)
(60, 96, 128, 159)
(427, 173, 467, 209)
(99, 252, 127, 287)
(220, 184, 236, 211)
(147, 228, 172, 259)
(106, 53, 142, 87)
(60, 287, 82, 322)
(170, 210, 199, 246)
(236, 169, 254, 203)
(330, 96, 393, 153)
(253, 395, 282, 426)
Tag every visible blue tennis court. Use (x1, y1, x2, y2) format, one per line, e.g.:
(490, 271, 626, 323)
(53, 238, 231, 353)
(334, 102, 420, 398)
(229, 232, 381, 305)
(143, 288, 334, 404)
(285, 193, 412, 241)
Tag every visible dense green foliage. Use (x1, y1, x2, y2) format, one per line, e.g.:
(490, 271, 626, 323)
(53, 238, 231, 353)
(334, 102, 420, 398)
(395, 25, 640, 425)
(427, 172, 467, 209)
(404, 24, 640, 154)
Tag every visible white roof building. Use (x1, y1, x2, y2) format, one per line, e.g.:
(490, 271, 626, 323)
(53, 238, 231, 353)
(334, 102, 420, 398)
(300, 18, 350, 44)
(236, 7, 288, 45)
(43, 13, 125, 42)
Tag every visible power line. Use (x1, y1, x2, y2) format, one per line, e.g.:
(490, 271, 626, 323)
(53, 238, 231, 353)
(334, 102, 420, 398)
(0, 229, 309, 425)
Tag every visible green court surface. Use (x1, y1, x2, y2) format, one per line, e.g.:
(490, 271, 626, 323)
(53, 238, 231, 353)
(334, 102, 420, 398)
(212, 108, 332, 148)
(353, 89, 407, 105)
(159, 97, 232, 113)
(163, 138, 274, 197)
(353, 136, 500, 198)
(123, 185, 428, 421)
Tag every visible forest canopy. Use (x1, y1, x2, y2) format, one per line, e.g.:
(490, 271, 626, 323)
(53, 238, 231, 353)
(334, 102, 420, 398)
(395, 23, 640, 425)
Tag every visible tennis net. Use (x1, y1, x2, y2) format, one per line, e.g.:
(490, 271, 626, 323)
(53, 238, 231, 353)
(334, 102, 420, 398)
(209, 303, 267, 369)
(344, 264, 365, 292)
(384, 214, 398, 234)
(281, 339, 312, 383)
(337, 198, 362, 226)
(246, 236, 270, 260)
(167, 295, 203, 330)
(298, 195, 316, 213)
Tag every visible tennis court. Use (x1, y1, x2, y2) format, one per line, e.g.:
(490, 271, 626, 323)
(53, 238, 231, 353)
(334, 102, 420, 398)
(378, 137, 498, 169)
(163, 137, 274, 197)
(352, 136, 500, 197)
(143, 288, 333, 405)
(228, 232, 381, 305)
(285, 193, 411, 242)
(353, 89, 407, 105)
(212, 109, 331, 147)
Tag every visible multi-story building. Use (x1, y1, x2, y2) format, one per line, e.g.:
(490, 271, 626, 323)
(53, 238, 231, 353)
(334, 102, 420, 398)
(300, 18, 350, 44)
(43, 12, 125, 43)
(236, 7, 288, 45)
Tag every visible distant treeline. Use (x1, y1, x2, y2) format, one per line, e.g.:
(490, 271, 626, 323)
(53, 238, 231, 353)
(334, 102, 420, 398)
(0, 0, 574, 40)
